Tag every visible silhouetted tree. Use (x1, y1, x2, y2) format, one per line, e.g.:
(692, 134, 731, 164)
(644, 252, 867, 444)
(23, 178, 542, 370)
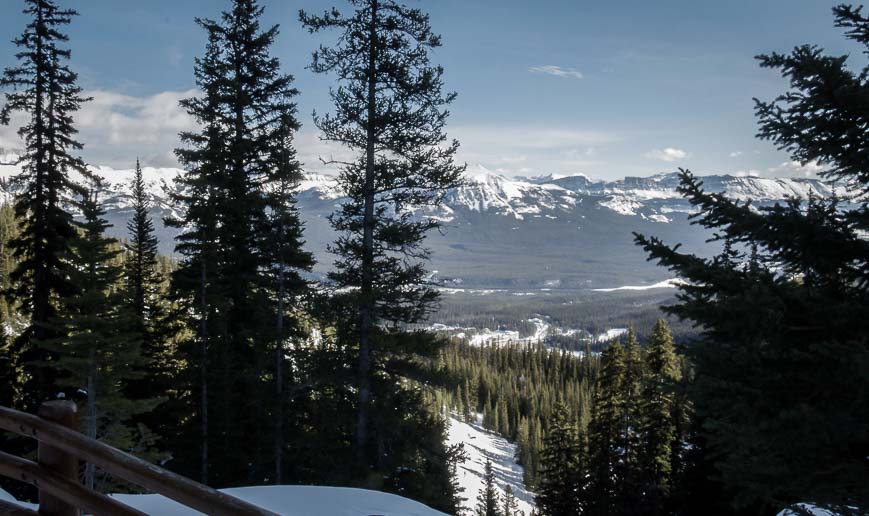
(169, 0, 308, 486)
(635, 6, 869, 512)
(0, 0, 89, 409)
(300, 0, 465, 471)
(125, 159, 161, 354)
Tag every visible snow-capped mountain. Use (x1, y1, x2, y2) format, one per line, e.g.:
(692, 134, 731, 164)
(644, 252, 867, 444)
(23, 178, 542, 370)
(0, 152, 838, 289)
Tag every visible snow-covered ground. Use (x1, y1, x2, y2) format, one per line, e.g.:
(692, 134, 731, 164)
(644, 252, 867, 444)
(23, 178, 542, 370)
(0, 417, 538, 516)
(462, 317, 550, 347)
(594, 328, 628, 343)
(429, 316, 626, 352)
(0, 485, 446, 516)
(447, 415, 535, 515)
(591, 278, 683, 292)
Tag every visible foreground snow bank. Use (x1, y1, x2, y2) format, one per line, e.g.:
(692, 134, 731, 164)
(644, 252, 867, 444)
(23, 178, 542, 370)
(1, 485, 447, 516)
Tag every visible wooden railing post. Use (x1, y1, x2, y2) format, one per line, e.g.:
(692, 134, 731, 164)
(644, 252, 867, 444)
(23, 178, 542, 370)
(37, 401, 78, 516)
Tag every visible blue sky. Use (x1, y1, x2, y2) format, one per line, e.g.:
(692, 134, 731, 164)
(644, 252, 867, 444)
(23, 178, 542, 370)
(0, 0, 861, 179)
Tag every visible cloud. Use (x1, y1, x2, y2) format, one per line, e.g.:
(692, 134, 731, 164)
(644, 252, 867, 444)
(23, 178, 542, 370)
(0, 111, 27, 152)
(529, 65, 584, 80)
(645, 147, 689, 162)
(77, 89, 199, 146)
(767, 160, 824, 177)
(3, 89, 198, 166)
(295, 130, 357, 174)
(0, 88, 202, 168)
(729, 151, 743, 158)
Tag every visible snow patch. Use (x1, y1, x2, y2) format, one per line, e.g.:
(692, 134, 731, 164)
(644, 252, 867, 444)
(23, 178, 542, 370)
(594, 328, 628, 343)
(592, 279, 684, 292)
(447, 416, 534, 515)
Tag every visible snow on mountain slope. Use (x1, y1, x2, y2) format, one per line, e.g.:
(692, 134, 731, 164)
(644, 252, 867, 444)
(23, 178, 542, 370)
(0, 154, 843, 288)
(448, 165, 577, 220)
(447, 415, 535, 515)
(0, 485, 447, 516)
(298, 172, 342, 200)
(0, 153, 183, 212)
(0, 151, 837, 224)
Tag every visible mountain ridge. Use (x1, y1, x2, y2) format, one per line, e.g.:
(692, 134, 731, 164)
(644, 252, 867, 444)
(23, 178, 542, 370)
(0, 154, 838, 289)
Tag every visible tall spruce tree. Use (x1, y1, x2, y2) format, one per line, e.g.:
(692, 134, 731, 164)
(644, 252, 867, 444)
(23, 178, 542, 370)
(125, 159, 161, 356)
(535, 402, 583, 516)
(617, 328, 645, 514)
(261, 112, 314, 484)
(502, 485, 520, 516)
(638, 319, 682, 514)
(0, 0, 89, 409)
(45, 177, 153, 490)
(123, 158, 174, 459)
(476, 458, 502, 516)
(169, 0, 308, 486)
(586, 339, 626, 515)
(635, 5, 869, 512)
(300, 0, 465, 470)
(166, 27, 224, 485)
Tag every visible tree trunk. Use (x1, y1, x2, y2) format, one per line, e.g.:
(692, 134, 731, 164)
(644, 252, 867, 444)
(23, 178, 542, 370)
(29, 0, 48, 345)
(199, 258, 209, 485)
(275, 201, 286, 484)
(356, 0, 379, 466)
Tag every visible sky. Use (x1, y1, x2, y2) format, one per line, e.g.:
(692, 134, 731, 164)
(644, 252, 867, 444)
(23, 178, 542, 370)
(0, 0, 863, 180)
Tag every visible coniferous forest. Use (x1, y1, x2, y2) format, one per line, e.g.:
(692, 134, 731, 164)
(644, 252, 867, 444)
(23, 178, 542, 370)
(0, 1, 867, 515)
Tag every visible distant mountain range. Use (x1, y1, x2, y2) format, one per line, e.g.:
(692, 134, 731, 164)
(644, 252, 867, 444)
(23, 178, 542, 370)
(0, 151, 836, 290)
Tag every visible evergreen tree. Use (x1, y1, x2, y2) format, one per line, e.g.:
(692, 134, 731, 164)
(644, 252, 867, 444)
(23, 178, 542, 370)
(586, 340, 626, 515)
(262, 113, 314, 484)
(617, 328, 645, 514)
(0, 0, 89, 409)
(300, 0, 465, 470)
(125, 159, 161, 355)
(45, 178, 154, 490)
(165, 26, 224, 485)
(476, 458, 502, 516)
(535, 402, 582, 516)
(635, 5, 869, 512)
(638, 320, 682, 513)
(168, 0, 308, 486)
(502, 485, 520, 516)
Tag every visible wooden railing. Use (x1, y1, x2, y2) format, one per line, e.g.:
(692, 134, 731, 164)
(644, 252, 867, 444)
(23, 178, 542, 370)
(0, 401, 279, 516)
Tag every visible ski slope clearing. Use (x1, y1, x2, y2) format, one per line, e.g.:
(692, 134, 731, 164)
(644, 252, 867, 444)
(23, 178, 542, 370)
(0, 485, 447, 516)
(447, 415, 535, 515)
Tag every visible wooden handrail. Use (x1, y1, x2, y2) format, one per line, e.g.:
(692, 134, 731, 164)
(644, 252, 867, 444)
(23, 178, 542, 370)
(0, 450, 144, 516)
(0, 402, 279, 516)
